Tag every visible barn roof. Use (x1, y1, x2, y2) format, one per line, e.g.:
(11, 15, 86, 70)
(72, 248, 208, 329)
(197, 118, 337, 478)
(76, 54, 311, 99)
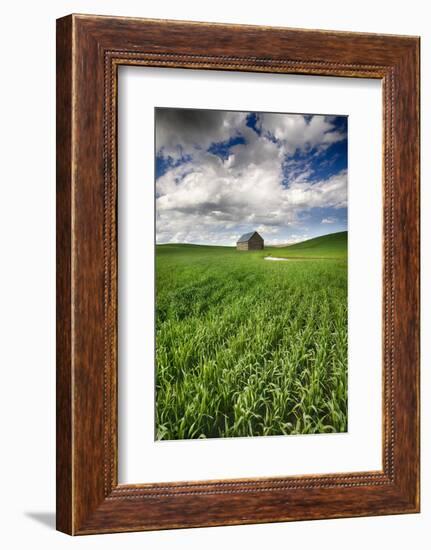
(237, 231, 261, 243)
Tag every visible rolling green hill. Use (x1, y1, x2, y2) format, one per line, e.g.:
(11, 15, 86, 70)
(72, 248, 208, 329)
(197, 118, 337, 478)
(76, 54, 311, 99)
(267, 231, 347, 260)
(157, 231, 347, 260)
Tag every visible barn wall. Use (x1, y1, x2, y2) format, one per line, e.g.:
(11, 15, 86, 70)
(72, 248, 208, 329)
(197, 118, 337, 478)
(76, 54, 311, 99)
(237, 242, 249, 250)
(249, 234, 264, 250)
(248, 241, 264, 250)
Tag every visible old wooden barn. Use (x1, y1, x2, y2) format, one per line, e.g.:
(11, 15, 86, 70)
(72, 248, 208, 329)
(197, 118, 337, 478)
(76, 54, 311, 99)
(236, 231, 264, 251)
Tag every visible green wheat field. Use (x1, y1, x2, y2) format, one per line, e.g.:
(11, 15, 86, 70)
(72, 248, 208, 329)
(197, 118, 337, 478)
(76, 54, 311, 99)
(155, 231, 348, 440)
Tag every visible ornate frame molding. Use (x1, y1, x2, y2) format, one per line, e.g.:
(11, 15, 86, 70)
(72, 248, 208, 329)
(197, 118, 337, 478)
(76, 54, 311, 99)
(57, 15, 419, 534)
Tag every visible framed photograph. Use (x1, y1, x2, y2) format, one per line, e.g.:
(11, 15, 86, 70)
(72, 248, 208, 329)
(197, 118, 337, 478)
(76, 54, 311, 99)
(56, 14, 420, 535)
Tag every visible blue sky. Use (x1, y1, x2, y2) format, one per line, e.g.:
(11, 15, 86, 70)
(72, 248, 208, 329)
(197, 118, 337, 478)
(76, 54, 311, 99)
(155, 108, 347, 246)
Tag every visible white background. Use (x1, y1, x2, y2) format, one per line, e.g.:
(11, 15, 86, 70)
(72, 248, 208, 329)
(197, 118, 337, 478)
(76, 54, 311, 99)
(118, 67, 382, 483)
(0, 1, 428, 548)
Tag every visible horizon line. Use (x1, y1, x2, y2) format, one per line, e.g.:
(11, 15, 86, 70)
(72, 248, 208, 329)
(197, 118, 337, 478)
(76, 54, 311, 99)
(156, 230, 347, 247)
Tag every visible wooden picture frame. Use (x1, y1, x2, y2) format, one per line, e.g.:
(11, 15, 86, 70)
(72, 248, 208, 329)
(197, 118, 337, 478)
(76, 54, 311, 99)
(56, 14, 420, 535)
